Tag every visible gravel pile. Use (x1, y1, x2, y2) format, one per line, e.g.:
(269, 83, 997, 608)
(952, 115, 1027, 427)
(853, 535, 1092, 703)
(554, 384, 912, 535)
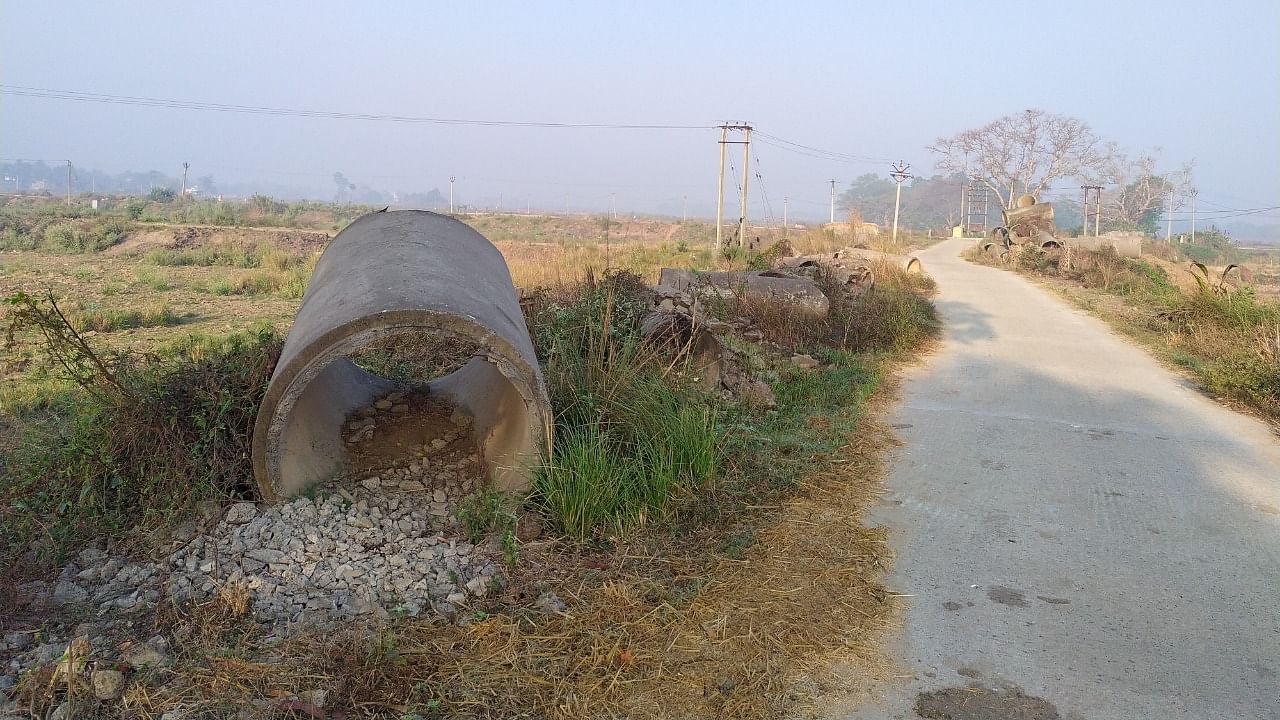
(13, 393, 502, 630)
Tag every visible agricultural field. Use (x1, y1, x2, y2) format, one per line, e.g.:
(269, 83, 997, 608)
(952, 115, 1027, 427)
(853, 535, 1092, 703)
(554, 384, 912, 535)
(0, 194, 940, 719)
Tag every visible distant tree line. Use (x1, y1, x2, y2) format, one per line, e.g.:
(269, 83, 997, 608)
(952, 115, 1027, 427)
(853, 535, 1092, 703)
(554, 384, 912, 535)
(928, 108, 1195, 236)
(1, 161, 446, 209)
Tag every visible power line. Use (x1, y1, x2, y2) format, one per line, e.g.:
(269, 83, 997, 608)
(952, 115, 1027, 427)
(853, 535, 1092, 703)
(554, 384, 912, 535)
(1168, 205, 1280, 220)
(753, 131, 892, 164)
(752, 150, 775, 225)
(0, 84, 714, 130)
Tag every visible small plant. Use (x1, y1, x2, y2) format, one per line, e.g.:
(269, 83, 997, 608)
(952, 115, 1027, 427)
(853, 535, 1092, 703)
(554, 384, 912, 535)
(135, 266, 171, 291)
(455, 489, 517, 544)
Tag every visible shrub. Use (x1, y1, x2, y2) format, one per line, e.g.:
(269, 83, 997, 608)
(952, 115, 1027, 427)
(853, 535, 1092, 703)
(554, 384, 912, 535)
(2, 291, 281, 565)
(148, 187, 176, 202)
(527, 273, 721, 539)
(135, 266, 172, 291)
(146, 242, 267, 268)
(1202, 351, 1280, 414)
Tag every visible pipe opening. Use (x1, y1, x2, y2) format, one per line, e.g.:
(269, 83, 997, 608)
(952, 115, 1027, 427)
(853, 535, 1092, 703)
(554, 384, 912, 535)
(252, 210, 551, 503)
(266, 325, 535, 501)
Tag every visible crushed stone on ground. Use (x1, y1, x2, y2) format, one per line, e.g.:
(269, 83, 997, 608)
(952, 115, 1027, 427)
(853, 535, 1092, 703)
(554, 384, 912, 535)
(5, 390, 505, 685)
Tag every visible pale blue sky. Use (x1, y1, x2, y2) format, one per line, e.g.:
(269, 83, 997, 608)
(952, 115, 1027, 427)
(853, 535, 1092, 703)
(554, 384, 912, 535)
(2, 1, 1277, 228)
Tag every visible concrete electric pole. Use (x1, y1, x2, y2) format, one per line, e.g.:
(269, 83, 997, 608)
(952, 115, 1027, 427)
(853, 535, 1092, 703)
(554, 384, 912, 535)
(889, 161, 913, 245)
(1080, 185, 1102, 237)
(449, 176, 456, 214)
(783, 196, 789, 238)
(181, 162, 189, 197)
(738, 125, 751, 248)
(65, 161, 73, 204)
(715, 123, 751, 251)
(828, 179, 837, 224)
(1166, 189, 1174, 243)
(1189, 189, 1198, 244)
(1096, 187, 1104, 236)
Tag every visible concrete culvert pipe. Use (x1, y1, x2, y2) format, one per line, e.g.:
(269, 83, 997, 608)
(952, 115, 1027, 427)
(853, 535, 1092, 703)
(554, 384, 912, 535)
(252, 210, 552, 502)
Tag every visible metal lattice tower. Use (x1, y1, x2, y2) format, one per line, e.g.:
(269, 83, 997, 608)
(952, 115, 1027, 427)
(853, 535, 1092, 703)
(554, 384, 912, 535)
(965, 180, 991, 234)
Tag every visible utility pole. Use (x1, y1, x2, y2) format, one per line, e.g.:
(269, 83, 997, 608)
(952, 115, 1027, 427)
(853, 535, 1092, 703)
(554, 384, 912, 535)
(1080, 186, 1089, 237)
(611, 192, 617, 221)
(1166, 188, 1174, 243)
(715, 123, 751, 250)
(181, 161, 189, 197)
(682, 194, 687, 223)
(1080, 185, 1102, 236)
(783, 196, 789, 238)
(1095, 186, 1103, 236)
(65, 161, 73, 204)
(449, 176, 456, 213)
(738, 125, 751, 248)
(889, 161, 913, 245)
(715, 125, 727, 250)
(1189, 189, 1198, 244)
(828, 179, 837, 224)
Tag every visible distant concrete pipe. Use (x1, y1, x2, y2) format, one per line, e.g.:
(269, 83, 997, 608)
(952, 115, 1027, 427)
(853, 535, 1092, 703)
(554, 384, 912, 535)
(252, 210, 552, 502)
(1066, 232, 1143, 258)
(779, 249, 923, 275)
(657, 268, 830, 316)
(830, 248, 924, 275)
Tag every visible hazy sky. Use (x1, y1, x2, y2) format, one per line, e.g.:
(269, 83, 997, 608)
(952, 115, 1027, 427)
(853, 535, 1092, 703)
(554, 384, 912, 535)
(2, 1, 1277, 226)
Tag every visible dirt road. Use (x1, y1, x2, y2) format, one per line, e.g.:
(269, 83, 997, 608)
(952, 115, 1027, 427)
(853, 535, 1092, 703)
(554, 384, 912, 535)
(850, 238, 1280, 719)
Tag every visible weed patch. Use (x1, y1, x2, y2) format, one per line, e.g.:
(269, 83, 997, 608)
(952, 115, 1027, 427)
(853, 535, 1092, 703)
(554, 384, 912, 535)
(972, 243, 1280, 418)
(2, 291, 280, 568)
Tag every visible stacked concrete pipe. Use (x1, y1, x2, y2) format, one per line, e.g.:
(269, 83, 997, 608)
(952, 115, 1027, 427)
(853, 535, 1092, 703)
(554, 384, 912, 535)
(251, 210, 552, 502)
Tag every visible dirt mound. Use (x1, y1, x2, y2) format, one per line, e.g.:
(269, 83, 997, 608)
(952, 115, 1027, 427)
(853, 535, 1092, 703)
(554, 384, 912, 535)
(108, 224, 331, 255)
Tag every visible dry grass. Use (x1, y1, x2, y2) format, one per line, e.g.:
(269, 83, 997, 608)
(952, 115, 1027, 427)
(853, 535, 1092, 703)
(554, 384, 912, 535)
(110, 412, 901, 720)
(2, 213, 942, 718)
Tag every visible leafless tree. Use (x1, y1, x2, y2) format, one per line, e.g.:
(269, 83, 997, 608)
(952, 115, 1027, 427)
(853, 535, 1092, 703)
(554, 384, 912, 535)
(1084, 148, 1194, 228)
(930, 109, 1108, 210)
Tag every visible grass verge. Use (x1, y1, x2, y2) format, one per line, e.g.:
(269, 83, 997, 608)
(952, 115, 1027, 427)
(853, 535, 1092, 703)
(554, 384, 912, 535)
(968, 243, 1280, 418)
(2, 291, 281, 568)
(3, 251, 940, 719)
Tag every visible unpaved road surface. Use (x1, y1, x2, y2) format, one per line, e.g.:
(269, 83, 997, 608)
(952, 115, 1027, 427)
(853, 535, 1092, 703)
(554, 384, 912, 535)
(850, 238, 1280, 719)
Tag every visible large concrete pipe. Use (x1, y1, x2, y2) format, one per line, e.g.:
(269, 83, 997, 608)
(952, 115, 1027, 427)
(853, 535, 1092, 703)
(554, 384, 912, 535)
(252, 210, 552, 502)
(1066, 232, 1143, 258)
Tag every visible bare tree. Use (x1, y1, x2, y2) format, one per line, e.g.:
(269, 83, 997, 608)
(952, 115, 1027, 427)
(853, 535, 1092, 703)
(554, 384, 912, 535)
(930, 109, 1108, 210)
(1085, 148, 1194, 230)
